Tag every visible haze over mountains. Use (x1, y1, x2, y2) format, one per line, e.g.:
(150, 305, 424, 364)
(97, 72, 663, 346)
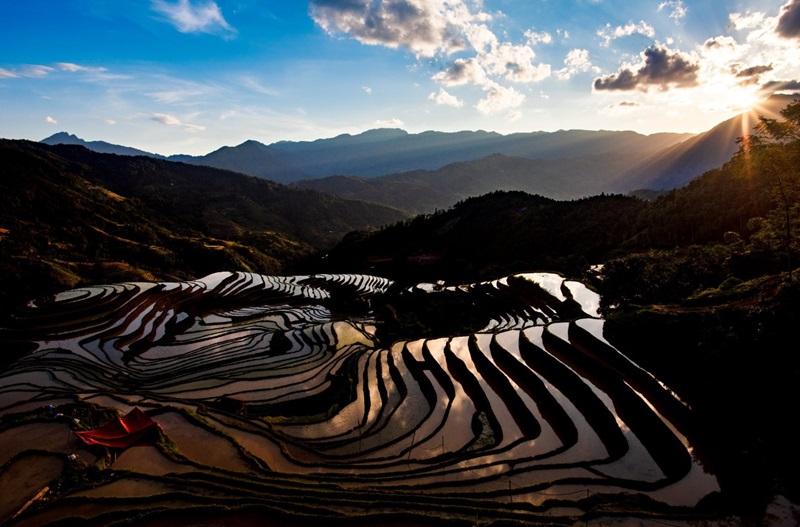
(43, 128, 691, 184)
(40, 94, 798, 214)
(293, 94, 797, 211)
(615, 94, 797, 190)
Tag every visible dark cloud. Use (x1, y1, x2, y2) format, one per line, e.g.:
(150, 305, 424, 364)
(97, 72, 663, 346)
(703, 36, 735, 49)
(760, 79, 800, 93)
(433, 57, 485, 86)
(776, 0, 800, 39)
(595, 69, 638, 90)
(735, 64, 774, 78)
(593, 45, 699, 91)
(308, 0, 467, 56)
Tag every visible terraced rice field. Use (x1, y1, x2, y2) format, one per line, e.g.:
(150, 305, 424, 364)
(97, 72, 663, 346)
(0, 272, 719, 526)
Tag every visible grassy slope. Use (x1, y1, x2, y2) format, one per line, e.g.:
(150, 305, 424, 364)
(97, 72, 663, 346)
(0, 140, 408, 314)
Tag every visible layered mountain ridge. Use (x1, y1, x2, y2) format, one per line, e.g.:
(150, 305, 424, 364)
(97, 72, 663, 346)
(41, 94, 799, 214)
(43, 127, 693, 185)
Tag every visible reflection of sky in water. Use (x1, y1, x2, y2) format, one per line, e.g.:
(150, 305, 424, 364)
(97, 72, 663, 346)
(517, 273, 567, 301)
(0, 272, 720, 508)
(564, 280, 600, 317)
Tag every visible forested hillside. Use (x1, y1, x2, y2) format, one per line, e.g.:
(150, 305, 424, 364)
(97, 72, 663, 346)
(316, 100, 800, 304)
(314, 192, 647, 282)
(0, 140, 408, 315)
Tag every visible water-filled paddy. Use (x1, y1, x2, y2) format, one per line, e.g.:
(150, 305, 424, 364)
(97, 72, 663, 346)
(0, 272, 719, 525)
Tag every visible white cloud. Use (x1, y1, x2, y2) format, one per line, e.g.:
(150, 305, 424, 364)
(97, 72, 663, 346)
(702, 35, 737, 51)
(309, 0, 480, 57)
(0, 62, 120, 82)
(55, 62, 108, 73)
(465, 23, 498, 54)
(428, 88, 463, 107)
(151, 0, 236, 37)
(44, 116, 58, 125)
(728, 11, 766, 31)
(310, 0, 550, 115)
(556, 48, 594, 80)
(599, 101, 642, 116)
(597, 20, 656, 47)
(375, 118, 405, 127)
(239, 76, 279, 97)
(705, 3, 800, 95)
(432, 57, 486, 86)
(481, 43, 551, 83)
(363, 85, 373, 95)
(594, 1, 800, 116)
(20, 65, 54, 78)
(105, 119, 117, 125)
(476, 81, 525, 114)
(54, 62, 84, 72)
(151, 113, 206, 131)
(507, 110, 522, 122)
(524, 29, 552, 45)
(658, 1, 687, 23)
(152, 113, 182, 126)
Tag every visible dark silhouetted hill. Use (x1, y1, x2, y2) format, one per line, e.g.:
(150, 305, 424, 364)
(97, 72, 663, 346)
(42, 132, 166, 158)
(173, 140, 310, 183)
(314, 191, 648, 283)
(0, 140, 407, 312)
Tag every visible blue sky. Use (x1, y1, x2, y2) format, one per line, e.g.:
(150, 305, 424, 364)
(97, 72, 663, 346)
(2, 0, 799, 155)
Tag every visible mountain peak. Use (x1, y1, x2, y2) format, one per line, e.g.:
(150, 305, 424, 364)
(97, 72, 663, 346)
(356, 128, 409, 141)
(41, 131, 83, 144)
(236, 139, 269, 149)
(40, 132, 164, 159)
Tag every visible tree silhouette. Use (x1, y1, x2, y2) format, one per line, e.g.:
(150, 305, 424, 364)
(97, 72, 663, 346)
(736, 99, 800, 281)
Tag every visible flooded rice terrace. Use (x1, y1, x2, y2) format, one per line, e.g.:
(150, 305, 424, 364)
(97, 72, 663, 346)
(0, 272, 719, 525)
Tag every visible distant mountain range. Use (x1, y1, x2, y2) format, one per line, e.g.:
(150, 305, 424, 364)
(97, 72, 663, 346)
(42, 127, 692, 185)
(41, 132, 168, 159)
(294, 95, 799, 211)
(292, 152, 637, 214)
(612, 93, 797, 190)
(40, 93, 799, 214)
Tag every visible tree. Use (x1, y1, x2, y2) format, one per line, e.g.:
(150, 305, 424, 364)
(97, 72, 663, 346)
(736, 99, 800, 281)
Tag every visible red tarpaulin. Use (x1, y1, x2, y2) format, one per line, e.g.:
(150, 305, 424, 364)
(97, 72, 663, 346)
(75, 407, 159, 449)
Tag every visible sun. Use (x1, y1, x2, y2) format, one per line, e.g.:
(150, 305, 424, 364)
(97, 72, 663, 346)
(720, 86, 772, 140)
(730, 90, 765, 114)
